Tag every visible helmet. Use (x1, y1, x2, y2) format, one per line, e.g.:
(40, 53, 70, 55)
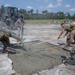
(70, 22, 75, 27)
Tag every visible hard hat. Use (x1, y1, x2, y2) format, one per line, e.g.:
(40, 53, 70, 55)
(70, 22, 75, 27)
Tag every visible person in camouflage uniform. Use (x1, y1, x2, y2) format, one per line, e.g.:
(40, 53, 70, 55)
(0, 31, 10, 53)
(15, 15, 25, 40)
(65, 21, 75, 47)
(57, 22, 72, 44)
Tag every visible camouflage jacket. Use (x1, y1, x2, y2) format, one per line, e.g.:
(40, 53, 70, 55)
(0, 31, 5, 39)
(63, 24, 72, 32)
(15, 18, 25, 28)
(0, 31, 10, 39)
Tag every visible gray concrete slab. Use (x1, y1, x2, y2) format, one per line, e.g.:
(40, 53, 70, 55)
(5, 24, 75, 75)
(33, 64, 75, 75)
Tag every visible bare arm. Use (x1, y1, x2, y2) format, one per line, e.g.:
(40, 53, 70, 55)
(67, 31, 74, 46)
(57, 29, 65, 39)
(63, 31, 68, 38)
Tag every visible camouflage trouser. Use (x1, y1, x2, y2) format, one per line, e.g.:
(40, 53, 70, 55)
(18, 27, 24, 40)
(66, 33, 75, 44)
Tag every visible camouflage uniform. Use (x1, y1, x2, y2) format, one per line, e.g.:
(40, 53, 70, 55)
(0, 31, 10, 52)
(63, 24, 72, 44)
(63, 23, 75, 44)
(15, 18, 24, 40)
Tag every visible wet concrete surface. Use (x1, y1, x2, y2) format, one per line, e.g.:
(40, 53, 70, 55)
(8, 24, 75, 75)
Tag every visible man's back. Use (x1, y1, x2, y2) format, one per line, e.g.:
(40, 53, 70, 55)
(63, 24, 72, 32)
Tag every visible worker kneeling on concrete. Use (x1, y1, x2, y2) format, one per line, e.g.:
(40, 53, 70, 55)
(0, 31, 10, 53)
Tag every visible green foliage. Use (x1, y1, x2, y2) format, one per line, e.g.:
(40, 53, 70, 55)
(18, 9, 75, 20)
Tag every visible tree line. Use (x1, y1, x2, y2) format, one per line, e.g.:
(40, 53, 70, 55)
(19, 9, 75, 20)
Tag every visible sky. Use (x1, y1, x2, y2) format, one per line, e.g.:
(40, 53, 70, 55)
(0, 0, 75, 15)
